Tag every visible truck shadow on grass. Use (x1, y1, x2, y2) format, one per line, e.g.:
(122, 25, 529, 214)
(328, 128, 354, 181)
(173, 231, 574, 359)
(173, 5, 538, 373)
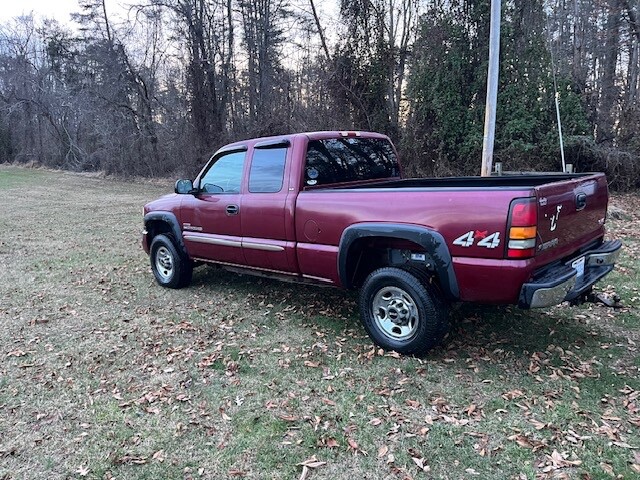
(192, 265, 615, 361)
(446, 302, 616, 357)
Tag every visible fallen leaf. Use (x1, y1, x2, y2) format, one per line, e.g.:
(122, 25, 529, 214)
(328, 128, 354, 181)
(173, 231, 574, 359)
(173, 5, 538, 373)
(612, 441, 636, 449)
(502, 389, 524, 400)
(411, 456, 430, 472)
(347, 438, 358, 451)
(152, 450, 165, 462)
(6, 350, 27, 357)
(115, 455, 148, 465)
(508, 434, 546, 451)
(529, 418, 546, 430)
(278, 414, 298, 422)
(378, 445, 388, 458)
(75, 466, 89, 477)
(405, 399, 420, 409)
(298, 466, 310, 480)
(325, 438, 339, 448)
(547, 449, 582, 468)
(600, 463, 614, 476)
(297, 456, 326, 469)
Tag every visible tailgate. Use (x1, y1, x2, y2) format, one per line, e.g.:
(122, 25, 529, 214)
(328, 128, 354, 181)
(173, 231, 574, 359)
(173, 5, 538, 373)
(535, 173, 608, 263)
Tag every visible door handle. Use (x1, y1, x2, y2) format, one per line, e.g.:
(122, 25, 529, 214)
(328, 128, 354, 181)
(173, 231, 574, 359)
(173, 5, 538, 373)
(575, 193, 587, 211)
(226, 204, 239, 215)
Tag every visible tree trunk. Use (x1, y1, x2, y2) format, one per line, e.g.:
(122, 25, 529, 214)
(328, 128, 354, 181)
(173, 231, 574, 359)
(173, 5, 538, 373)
(597, 0, 621, 144)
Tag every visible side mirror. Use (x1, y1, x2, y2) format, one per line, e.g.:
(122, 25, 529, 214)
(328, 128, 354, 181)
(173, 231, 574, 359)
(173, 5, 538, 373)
(175, 179, 195, 194)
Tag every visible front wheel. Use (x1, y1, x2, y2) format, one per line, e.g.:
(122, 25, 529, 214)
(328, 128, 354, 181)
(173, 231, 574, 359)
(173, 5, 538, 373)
(150, 234, 193, 289)
(359, 267, 448, 356)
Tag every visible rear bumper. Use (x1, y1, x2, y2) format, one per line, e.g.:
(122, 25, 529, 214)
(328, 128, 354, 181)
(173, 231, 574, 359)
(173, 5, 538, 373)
(519, 239, 622, 309)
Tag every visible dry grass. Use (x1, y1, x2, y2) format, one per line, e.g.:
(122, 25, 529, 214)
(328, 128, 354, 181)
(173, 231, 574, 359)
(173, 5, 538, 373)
(1, 165, 639, 480)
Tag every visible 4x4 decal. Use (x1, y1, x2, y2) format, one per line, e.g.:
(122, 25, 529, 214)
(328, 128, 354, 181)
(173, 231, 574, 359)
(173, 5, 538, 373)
(453, 230, 501, 249)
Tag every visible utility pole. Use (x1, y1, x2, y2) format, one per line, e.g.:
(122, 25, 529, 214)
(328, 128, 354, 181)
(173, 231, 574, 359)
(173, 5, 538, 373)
(481, 0, 502, 177)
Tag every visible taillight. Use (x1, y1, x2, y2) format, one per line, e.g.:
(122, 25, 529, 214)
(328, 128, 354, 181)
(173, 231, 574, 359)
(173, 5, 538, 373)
(507, 198, 537, 258)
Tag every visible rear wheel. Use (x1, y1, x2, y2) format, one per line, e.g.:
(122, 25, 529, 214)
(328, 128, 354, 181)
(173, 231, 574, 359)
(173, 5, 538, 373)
(359, 267, 448, 356)
(150, 234, 193, 288)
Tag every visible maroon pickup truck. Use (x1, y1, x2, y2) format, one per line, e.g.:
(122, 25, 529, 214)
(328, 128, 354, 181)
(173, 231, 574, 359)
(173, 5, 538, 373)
(142, 131, 621, 355)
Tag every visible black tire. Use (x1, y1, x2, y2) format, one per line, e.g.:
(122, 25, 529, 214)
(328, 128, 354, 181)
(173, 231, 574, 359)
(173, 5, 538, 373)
(405, 267, 451, 340)
(149, 234, 193, 289)
(359, 267, 449, 356)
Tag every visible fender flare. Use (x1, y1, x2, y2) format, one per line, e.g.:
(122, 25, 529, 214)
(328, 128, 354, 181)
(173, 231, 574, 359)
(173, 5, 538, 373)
(144, 211, 188, 258)
(338, 223, 459, 300)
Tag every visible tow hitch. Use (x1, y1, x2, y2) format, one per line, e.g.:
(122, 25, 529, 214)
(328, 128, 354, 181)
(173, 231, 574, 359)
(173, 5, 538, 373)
(570, 289, 623, 308)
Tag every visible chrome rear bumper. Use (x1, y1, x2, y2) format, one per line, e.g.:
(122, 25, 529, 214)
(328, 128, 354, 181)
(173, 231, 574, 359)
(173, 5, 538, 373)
(519, 239, 622, 309)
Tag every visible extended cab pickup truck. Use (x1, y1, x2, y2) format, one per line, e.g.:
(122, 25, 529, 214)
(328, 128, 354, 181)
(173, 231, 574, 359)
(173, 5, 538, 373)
(142, 131, 622, 355)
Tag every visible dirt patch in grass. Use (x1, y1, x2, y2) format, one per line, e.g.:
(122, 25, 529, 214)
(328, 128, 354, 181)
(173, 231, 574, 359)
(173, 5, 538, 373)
(1, 165, 639, 480)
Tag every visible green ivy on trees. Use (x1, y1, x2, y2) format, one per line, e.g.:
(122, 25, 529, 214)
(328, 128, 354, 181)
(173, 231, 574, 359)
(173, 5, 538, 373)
(402, 0, 591, 176)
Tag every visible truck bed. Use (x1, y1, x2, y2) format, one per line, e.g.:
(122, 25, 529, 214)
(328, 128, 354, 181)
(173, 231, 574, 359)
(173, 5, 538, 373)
(296, 171, 609, 304)
(323, 173, 595, 190)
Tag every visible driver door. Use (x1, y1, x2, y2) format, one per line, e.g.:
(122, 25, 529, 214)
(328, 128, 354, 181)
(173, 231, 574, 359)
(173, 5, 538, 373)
(181, 149, 247, 264)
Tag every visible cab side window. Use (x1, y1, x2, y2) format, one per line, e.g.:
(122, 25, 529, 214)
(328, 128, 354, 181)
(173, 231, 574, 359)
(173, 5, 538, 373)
(248, 147, 287, 193)
(199, 150, 246, 193)
(304, 138, 399, 187)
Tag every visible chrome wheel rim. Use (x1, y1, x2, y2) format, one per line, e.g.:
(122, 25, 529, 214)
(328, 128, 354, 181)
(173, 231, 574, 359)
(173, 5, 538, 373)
(155, 246, 174, 281)
(372, 286, 419, 340)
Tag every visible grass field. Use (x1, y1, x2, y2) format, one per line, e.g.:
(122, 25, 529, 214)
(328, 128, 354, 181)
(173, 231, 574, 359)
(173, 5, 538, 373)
(1, 165, 639, 480)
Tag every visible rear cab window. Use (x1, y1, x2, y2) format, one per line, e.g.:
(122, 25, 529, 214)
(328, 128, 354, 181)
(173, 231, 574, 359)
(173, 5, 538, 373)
(248, 146, 287, 193)
(304, 137, 400, 187)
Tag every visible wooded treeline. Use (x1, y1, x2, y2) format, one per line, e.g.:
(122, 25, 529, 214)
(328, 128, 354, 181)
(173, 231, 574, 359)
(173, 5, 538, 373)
(0, 0, 639, 188)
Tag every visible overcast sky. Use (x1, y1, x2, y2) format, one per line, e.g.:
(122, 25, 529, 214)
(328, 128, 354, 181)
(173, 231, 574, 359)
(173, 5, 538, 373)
(0, 0, 338, 24)
(0, 1, 139, 25)
(1, 0, 84, 22)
